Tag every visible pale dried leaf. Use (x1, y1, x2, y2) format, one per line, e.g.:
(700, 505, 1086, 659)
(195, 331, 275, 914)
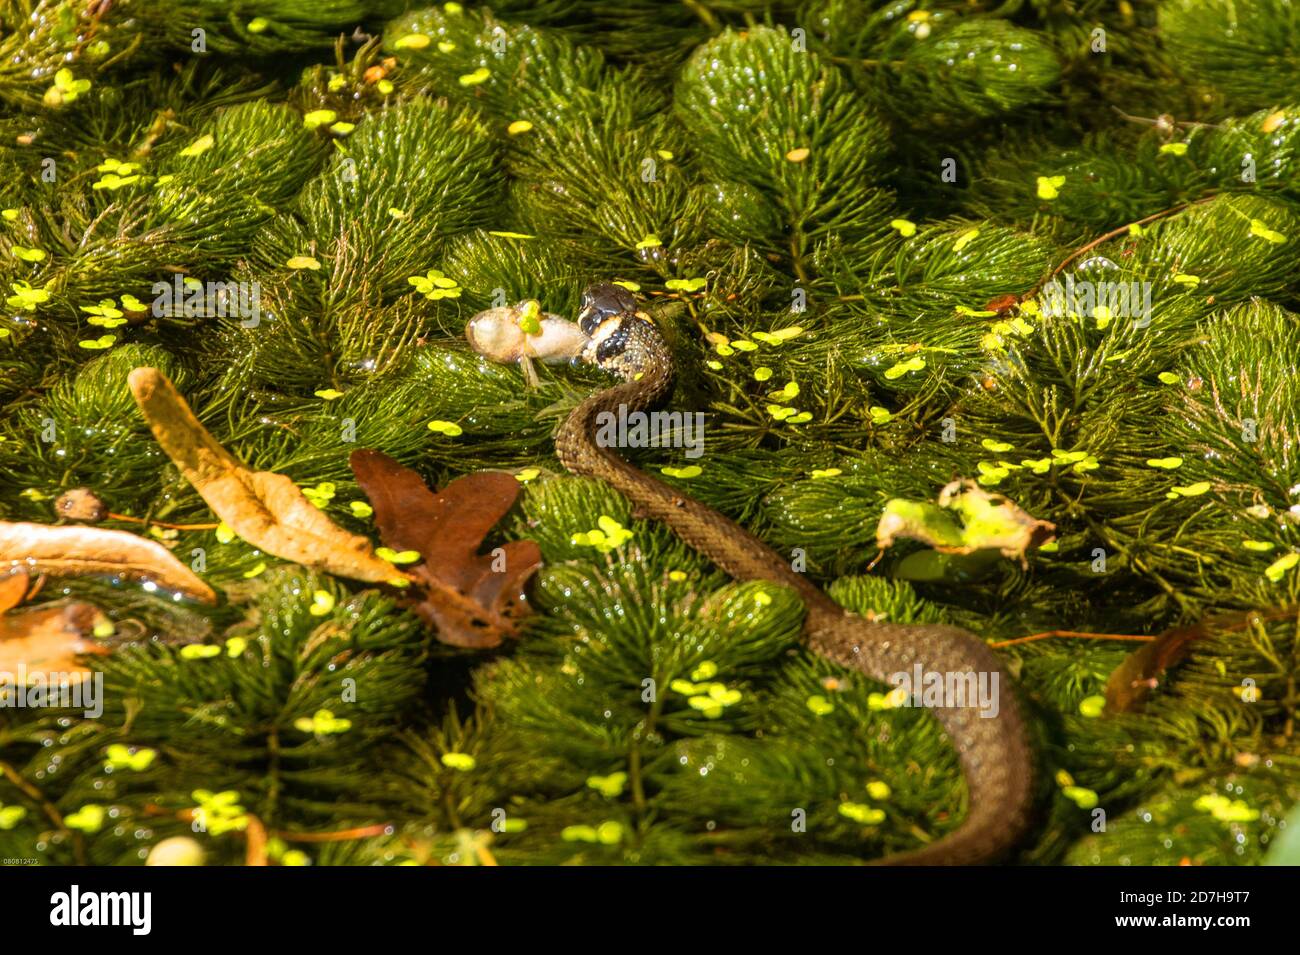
(128, 367, 407, 586)
(0, 522, 215, 603)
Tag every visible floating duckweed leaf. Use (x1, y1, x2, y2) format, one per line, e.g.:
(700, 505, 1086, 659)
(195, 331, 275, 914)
(1249, 219, 1287, 244)
(1078, 695, 1106, 718)
(839, 802, 885, 825)
(388, 207, 408, 219)
(709, 684, 742, 705)
(191, 790, 248, 836)
(1193, 793, 1259, 823)
(301, 482, 335, 508)
(752, 366, 773, 382)
(660, 465, 702, 479)
(330, 122, 355, 136)
(459, 68, 490, 86)
(572, 515, 634, 553)
(11, 246, 45, 262)
(308, 590, 335, 616)
(586, 772, 627, 797)
(1159, 142, 1188, 156)
(806, 694, 834, 716)
(688, 695, 724, 718)
(1242, 540, 1275, 552)
(766, 405, 794, 420)
(705, 360, 723, 370)
(890, 218, 916, 237)
(1036, 174, 1065, 199)
(242, 561, 267, 578)
(1020, 457, 1051, 474)
(515, 300, 542, 334)
(785, 147, 810, 162)
(1146, 456, 1183, 469)
(225, 636, 248, 657)
(514, 468, 540, 483)
(956, 305, 997, 317)
(105, 744, 156, 772)
(869, 406, 892, 425)
(78, 335, 116, 350)
(691, 660, 718, 681)
(1, 208, 18, 221)
(612, 280, 641, 292)
(1172, 272, 1200, 286)
(982, 439, 1014, 453)
(810, 468, 841, 479)
(180, 644, 221, 660)
(376, 79, 394, 94)
(635, 234, 662, 250)
(179, 134, 215, 157)
(670, 678, 701, 694)
(427, 420, 463, 436)
(1051, 449, 1089, 464)
(47, 68, 91, 105)
(976, 461, 1009, 486)
(786, 411, 812, 424)
(64, 804, 105, 833)
(394, 33, 431, 49)
(247, 16, 269, 32)
(441, 752, 476, 771)
(1157, 372, 1180, 384)
(668, 570, 687, 582)
(408, 268, 462, 300)
(1168, 481, 1210, 497)
(1062, 786, 1098, 809)
(294, 708, 351, 734)
(665, 277, 707, 292)
(376, 547, 421, 564)
(214, 522, 235, 544)
(0, 805, 27, 829)
(953, 228, 979, 251)
(487, 231, 534, 239)
(6, 281, 50, 309)
(286, 255, 321, 270)
(713, 343, 734, 357)
(507, 119, 533, 135)
(884, 356, 926, 379)
(314, 388, 344, 400)
(1265, 552, 1299, 582)
(768, 381, 799, 401)
(866, 781, 891, 801)
(302, 109, 337, 129)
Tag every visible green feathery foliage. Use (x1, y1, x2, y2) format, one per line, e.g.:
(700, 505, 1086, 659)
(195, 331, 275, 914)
(2, 0, 1299, 868)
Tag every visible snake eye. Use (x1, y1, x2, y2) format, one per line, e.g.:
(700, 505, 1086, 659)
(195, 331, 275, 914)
(578, 282, 637, 335)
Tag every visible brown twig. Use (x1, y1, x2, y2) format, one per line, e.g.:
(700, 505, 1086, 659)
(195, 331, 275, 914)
(106, 512, 220, 531)
(1025, 195, 1219, 302)
(990, 630, 1156, 649)
(270, 823, 392, 843)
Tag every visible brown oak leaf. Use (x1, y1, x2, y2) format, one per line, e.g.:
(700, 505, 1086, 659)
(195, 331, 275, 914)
(349, 450, 541, 649)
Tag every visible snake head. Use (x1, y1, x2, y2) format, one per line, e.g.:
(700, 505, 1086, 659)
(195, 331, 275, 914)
(578, 282, 638, 336)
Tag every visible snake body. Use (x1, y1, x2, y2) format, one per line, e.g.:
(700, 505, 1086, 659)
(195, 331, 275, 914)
(516, 283, 1034, 863)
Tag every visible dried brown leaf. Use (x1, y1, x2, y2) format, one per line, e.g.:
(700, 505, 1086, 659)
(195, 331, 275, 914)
(350, 450, 541, 648)
(0, 521, 215, 603)
(128, 367, 408, 586)
(0, 601, 109, 684)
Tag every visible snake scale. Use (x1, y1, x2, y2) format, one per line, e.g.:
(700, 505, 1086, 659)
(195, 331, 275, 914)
(480, 282, 1036, 864)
